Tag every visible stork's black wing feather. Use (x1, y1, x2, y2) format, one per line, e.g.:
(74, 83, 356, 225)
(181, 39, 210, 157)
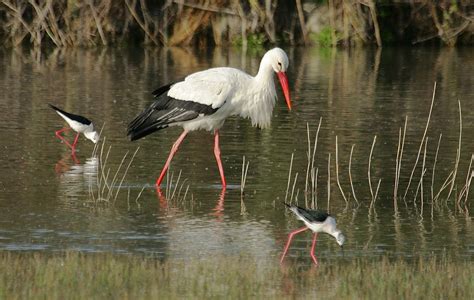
(127, 82, 218, 141)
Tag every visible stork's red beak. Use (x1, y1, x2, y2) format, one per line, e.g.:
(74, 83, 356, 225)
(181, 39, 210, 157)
(277, 72, 292, 110)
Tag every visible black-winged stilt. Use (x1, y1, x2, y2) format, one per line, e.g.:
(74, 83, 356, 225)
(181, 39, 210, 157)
(281, 203, 345, 265)
(49, 104, 99, 153)
(127, 47, 292, 188)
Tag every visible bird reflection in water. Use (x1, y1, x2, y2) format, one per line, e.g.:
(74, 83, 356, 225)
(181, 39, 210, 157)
(55, 153, 98, 200)
(156, 184, 226, 221)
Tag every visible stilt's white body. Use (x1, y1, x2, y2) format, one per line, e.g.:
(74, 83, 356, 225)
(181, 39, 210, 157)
(288, 205, 345, 245)
(281, 204, 345, 265)
(53, 109, 99, 143)
(54, 110, 92, 133)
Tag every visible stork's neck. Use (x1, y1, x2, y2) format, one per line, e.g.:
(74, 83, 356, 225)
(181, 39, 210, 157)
(254, 60, 275, 86)
(235, 60, 276, 129)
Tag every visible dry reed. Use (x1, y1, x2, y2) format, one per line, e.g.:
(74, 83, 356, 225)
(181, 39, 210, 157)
(241, 155, 250, 198)
(285, 152, 294, 202)
(335, 136, 348, 203)
(88, 137, 140, 206)
(446, 100, 462, 200)
(403, 82, 436, 200)
(327, 152, 331, 212)
(283, 83, 471, 216)
(368, 135, 381, 211)
(431, 133, 442, 200)
(348, 144, 358, 204)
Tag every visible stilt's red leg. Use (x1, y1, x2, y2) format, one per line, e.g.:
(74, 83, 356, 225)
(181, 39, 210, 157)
(156, 130, 188, 187)
(71, 132, 80, 152)
(310, 233, 319, 265)
(55, 128, 74, 149)
(214, 130, 226, 187)
(71, 152, 80, 164)
(280, 226, 309, 263)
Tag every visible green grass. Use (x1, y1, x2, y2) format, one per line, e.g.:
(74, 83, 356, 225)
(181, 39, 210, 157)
(311, 26, 335, 48)
(0, 252, 472, 299)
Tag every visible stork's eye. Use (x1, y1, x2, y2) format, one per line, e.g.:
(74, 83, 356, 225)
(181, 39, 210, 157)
(278, 62, 282, 67)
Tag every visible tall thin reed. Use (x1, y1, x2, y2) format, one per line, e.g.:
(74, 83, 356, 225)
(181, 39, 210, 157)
(394, 117, 407, 202)
(458, 154, 473, 205)
(431, 133, 442, 200)
(170, 170, 182, 200)
(112, 147, 140, 203)
(434, 171, 455, 202)
(285, 153, 294, 202)
(305, 118, 322, 206)
(368, 135, 379, 206)
(327, 152, 331, 212)
(446, 100, 462, 200)
(290, 172, 299, 204)
(310, 118, 322, 207)
(335, 136, 348, 203)
(419, 137, 429, 217)
(305, 122, 311, 205)
(241, 156, 250, 199)
(312, 167, 319, 209)
(403, 82, 436, 199)
(348, 144, 359, 204)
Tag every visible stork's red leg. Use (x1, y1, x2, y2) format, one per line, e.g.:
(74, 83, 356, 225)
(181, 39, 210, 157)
(55, 128, 74, 149)
(214, 130, 226, 187)
(310, 233, 319, 265)
(280, 226, 308, 263)
(156, 130, 188, 187)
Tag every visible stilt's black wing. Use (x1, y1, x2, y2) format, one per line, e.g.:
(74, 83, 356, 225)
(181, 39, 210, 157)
(284, 203, 329, 223)
(49, 104, 92, 125)
(127, 82, 218, 141)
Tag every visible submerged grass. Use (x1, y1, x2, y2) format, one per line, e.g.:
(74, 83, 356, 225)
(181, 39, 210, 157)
(0, 252, 472, 299)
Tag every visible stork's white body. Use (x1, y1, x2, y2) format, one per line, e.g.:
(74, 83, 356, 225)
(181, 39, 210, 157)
(169, 67, 277, 132)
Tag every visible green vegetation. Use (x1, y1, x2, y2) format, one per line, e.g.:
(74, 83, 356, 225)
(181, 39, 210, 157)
(311, 27, 335, 48)
(1, 252, 473, 299)
(233, 33, 266, 52)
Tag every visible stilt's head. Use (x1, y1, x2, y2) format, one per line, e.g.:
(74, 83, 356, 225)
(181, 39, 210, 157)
(334, 231, 346, 247)
(326, 216, 345, 247)
(84, 130, 100, 144)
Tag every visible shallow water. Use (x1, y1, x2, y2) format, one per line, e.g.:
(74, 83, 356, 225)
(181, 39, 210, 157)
(0, 47, 473, 264)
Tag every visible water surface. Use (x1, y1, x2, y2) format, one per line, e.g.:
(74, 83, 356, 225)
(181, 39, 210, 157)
(0, 47, 473, 263)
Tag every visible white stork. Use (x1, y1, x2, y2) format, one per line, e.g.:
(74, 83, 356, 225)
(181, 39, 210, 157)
(127, 47, 292, 188)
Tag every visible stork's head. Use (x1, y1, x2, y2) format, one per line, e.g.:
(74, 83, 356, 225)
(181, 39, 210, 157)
(263, 48, 292, 110)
